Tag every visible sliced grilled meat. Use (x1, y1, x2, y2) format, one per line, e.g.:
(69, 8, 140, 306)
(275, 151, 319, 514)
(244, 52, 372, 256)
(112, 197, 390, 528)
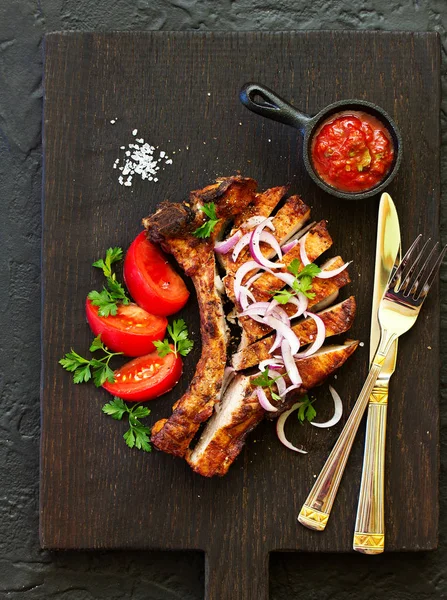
(143, 176, 257, 457)
(232, 296, 356, 371)
(222, 195, 311, 293)
(234, 185, 289, 228)
(187, 341, 359, 477)
(238, 256, 351, 347)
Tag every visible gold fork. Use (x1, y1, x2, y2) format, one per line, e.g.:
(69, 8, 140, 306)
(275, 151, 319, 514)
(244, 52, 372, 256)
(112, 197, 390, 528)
(298, 235, 446, 533)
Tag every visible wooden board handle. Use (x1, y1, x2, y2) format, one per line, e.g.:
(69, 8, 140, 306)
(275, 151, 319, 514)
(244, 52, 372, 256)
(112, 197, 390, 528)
(205, 544, 269, 600)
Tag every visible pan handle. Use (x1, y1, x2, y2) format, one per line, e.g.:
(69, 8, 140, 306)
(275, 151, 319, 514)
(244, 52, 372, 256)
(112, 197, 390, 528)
(240, 82, 311, 131)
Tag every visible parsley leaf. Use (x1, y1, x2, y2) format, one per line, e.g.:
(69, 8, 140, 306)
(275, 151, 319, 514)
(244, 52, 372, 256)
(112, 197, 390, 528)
(59, 335, 123, 387)
(89, 248, 129, 316)
(102, 397, 128, 420)
(92, 247, 124, 278)
(154, 319, 194, 358)
(252, 369, 276, 388)
(272, 260, 322, 303)
(193, 202, 220, 238)
(102, 397, 152, 452)
(297, 395, 317, 424)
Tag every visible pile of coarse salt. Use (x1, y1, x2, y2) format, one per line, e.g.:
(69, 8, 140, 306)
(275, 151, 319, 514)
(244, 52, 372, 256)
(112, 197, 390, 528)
(113, 129, 173, 187)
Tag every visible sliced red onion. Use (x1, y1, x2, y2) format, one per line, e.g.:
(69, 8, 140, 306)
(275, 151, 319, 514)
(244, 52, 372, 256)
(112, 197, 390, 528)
(241, 215, 270, 229)
(245, 272, 262, 288)
(239, 301, 272, 317)
(250, 221, 284, 269)
(287, 293, 308, 319)
(268, 369, 286, 397)
(316, 261, 352, 279)
(235, 230, 284, 263)
(256, 387, 278, 412)
(276, 402, 308, 454)
(238, 285, 256, 310)
(214, 231, 242, 254)
(299, 233, 311, 266)
(260, 231, 283, 260)
(234, 260, 272, 301)
(232, 232, 252, 262)
(263, 316, 300, 354)
(281, 239, 298, 254)
(281, 339, 302, 385)
(265, 298, 279, 317)
(311, 385, 343, 428)
(259, 358, 283, 371)
(295, 311, 326, 358)
(269, 332, 284, 354)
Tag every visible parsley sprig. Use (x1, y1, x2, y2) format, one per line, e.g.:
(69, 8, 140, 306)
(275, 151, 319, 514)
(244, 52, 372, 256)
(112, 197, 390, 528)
(252, 369, 282, 401)
(193, 202, 220, 238)
(272, 260, 321, 304)
(154, 319, 194, 358)
(59, 335, 122, 386)
(88, 247, 130, 317)
(102, 397, 152, 452)
(297, 395, 317, 424)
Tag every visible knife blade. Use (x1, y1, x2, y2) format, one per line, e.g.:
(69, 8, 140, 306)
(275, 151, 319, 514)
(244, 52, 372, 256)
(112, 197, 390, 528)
(369, 193, 401, 367)
(353, 192, 401, 554)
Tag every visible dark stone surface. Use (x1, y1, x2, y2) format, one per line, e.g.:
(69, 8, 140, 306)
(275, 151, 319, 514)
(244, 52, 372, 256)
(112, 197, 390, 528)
(0, 1, 445, 598)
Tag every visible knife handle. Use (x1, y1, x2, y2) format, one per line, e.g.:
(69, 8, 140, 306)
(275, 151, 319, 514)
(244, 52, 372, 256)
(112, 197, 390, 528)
(353, 381, 388, 554)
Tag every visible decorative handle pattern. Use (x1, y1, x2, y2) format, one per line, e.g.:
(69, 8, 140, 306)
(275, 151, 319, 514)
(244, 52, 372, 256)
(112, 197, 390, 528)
(298, 331, 396, 531)
(353, 382, 388, 554)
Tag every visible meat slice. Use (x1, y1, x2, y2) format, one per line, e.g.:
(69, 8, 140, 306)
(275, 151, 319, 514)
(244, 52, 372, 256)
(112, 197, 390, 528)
(238, 255, 351, 347)
(233, 185, 288, 228)
(143, 176, 257, 457)
(222, 195, 311, 292)
(187, 341, 359, 477)
(231, 296, 356, 371)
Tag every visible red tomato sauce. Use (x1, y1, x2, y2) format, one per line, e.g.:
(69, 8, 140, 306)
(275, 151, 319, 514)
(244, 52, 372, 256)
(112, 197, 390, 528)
(311, 111, 394, 193)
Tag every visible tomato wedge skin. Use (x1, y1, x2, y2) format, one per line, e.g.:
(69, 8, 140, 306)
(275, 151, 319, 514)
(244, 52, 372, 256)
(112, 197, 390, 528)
(103, 348, 183, 402)
(124, 232, 190, 316)
(86, 299, 167, 357)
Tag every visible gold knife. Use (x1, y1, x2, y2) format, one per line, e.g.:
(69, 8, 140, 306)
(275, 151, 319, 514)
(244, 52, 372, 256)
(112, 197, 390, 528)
(353, 193, 401, 554)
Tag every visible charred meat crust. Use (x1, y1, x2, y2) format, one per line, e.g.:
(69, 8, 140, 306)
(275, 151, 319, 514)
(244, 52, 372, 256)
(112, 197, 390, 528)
(144, 177, 258, 458)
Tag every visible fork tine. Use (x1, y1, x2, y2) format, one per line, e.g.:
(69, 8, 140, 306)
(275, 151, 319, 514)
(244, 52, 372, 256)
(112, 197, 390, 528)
(415, 243, 447, 301)
(407, 242, 439, 297)
(389, 234, 422, 289)
(402, 238, 432, 296)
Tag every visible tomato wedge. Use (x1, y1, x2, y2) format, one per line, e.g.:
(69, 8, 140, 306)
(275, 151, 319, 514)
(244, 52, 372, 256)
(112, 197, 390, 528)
(124, 232, 190, 316)
(86, 299, 167, 357)
(102, 348, 182, 402)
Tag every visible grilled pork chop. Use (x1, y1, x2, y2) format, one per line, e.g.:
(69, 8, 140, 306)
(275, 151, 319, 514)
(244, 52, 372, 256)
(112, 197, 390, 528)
(232, 296, 356, 371)
(143, 176, 257, 457)
(187, 341, 359, 477)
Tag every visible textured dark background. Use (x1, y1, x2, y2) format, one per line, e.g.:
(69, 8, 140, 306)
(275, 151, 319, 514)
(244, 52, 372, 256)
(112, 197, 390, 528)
(0, 1, 446, 599)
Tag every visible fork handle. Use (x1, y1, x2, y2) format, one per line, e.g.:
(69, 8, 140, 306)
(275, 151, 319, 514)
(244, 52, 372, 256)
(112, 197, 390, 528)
(353, 383, 388, 554)
(298, 332, 396, 531)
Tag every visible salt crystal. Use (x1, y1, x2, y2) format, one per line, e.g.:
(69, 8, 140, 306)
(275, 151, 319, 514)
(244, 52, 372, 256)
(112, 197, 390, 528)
(114, 129, 173, 187)
(359, 342, 364, 347)
(207, 92, 211, 96)
(110, 119, 116, 124)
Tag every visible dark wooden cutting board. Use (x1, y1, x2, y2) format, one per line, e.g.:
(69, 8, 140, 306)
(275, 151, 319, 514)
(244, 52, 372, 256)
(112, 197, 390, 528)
(41, 32, 441, 599)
